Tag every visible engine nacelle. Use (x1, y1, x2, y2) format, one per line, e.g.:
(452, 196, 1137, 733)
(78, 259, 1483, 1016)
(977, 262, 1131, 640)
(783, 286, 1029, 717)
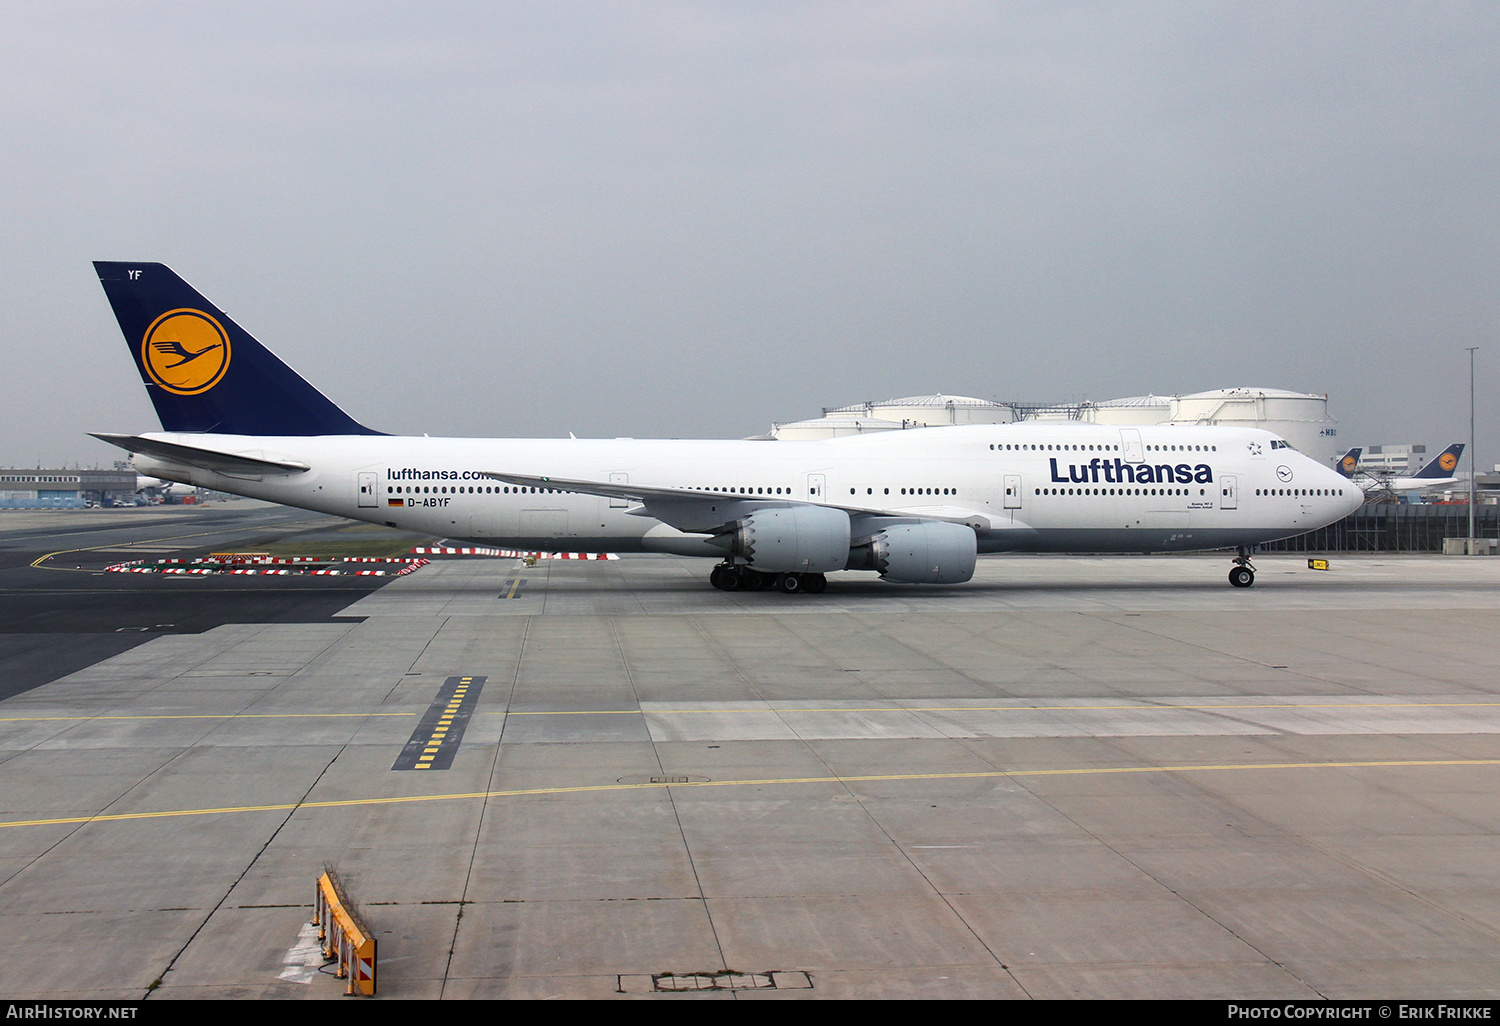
(718, 505, 851, 573)
(868, 521, 977, 583)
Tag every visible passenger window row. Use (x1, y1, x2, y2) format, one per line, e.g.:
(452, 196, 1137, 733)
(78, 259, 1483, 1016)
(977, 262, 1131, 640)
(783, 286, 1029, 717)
(387, 481, 1346, 501)
(987, 443, 1219, 453)
(388, 485, 567, 494)
(1036, 487, 1201, 496)
(847, 487, 959, 497)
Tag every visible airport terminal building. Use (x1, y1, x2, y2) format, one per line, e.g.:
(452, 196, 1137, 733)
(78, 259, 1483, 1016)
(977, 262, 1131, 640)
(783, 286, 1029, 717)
(0, 469, 137, 508)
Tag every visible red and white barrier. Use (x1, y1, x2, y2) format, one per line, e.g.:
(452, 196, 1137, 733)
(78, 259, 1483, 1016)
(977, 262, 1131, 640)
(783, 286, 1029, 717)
(102, 556, 432, 577)
(411, 547, 619, 560)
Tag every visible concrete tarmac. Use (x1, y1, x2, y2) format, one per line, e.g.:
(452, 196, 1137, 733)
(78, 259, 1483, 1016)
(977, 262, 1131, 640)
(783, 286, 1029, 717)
(0, 503, 403, 701)
(1, 513, 1498, 1000)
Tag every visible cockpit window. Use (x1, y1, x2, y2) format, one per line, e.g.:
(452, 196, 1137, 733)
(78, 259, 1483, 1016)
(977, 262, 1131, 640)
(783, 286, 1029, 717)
(1269, 439, 1296, 451)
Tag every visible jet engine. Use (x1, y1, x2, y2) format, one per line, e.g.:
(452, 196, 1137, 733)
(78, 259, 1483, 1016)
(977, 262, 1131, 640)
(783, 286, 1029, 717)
(715, 505, 851, 573)
(865, 521, 977, 583)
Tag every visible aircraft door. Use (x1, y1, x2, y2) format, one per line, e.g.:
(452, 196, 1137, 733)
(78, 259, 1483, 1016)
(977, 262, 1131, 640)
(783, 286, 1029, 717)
(1121, 429, 1144, 464)
(357, 471, 379, 508)
(1003, 474, 1022, 509)
(609, 472, 629, 509)
(807, 473, 826, 500)
(1220, 475, 1238, 510)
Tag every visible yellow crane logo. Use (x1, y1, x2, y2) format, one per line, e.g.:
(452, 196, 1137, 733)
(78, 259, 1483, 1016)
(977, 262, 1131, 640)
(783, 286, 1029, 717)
(141, 309, 231, 394)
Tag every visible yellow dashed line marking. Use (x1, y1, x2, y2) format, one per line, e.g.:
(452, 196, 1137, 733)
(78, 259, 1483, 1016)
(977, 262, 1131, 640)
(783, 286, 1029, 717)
(391, 675, 485, 771)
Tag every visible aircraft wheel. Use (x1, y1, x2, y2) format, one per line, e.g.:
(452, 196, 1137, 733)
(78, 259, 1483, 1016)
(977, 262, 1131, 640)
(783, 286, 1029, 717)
(804, 573, 827, 594)
(710, 566, 725, 590)
(1228, 566, 1255, 588)
(776, 573, 803, 594)
(718, 567, 743, 591)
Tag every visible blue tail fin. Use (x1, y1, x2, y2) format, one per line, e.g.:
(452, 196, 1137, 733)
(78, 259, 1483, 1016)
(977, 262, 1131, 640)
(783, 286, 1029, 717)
(1413, 443, 1464, 479)
(1334, 448, 1362, 477)
(95, 262, 379, 435)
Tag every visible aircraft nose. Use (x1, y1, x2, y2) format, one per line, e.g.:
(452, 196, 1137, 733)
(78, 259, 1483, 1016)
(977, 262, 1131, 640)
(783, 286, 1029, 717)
(1306, 458, 1361, 516)
(1332, 469, 1363, 514)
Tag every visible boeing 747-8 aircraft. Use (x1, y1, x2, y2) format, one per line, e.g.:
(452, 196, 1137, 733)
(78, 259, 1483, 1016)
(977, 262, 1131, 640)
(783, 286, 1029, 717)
(91, 263, 1362, 591)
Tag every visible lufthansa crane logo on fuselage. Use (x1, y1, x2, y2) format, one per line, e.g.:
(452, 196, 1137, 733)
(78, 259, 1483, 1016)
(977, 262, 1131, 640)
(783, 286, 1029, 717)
(141, 309, 230, 395)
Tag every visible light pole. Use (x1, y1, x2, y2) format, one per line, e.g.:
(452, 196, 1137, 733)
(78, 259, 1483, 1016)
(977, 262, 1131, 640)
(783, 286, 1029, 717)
(1468, 346, 1478, 551)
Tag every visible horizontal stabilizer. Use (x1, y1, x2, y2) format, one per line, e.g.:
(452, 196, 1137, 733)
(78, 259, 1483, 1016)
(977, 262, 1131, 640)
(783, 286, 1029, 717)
(91, 433, 310, 475)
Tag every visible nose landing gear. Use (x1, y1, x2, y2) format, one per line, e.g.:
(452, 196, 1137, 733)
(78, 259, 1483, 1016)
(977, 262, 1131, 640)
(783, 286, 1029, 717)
(1228, 549, 1256, 588)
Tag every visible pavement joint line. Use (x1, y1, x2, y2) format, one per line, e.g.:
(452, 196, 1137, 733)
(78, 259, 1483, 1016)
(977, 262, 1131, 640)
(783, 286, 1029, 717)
(4, 757, 1498, 830)
(4, 700, 1499, 725)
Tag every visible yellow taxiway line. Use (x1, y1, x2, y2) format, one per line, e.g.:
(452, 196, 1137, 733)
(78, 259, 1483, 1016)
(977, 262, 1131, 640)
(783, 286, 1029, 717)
(28, 516, 332, 572)
(4, 699, 1500, 725)
(3, 757, 1498, 831)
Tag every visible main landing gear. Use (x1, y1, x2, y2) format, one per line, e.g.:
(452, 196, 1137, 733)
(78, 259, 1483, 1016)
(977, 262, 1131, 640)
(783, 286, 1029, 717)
(1228, 548, 1256, 588)
(710, 563, 827, 594)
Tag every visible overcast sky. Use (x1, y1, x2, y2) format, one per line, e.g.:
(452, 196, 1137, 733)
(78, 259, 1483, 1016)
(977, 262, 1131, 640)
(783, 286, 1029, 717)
(2, 1, 1496, 468)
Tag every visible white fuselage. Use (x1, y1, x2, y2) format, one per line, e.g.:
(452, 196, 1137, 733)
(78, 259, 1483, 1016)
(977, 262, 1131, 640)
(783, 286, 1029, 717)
(129, 423, 1363, 557)
(1351, 471, 1461, 494)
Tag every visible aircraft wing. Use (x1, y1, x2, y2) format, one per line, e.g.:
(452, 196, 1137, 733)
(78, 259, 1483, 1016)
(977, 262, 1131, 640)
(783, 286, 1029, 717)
(480, 472, 725, 505)
(479, 471, 998, 534)
(91, 433, 311, 475)
(479, 471, 801, 534)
